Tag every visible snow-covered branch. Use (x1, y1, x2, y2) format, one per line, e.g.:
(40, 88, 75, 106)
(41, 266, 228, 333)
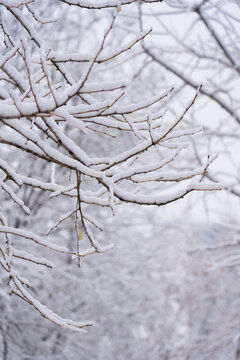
(0, 0, 220, 331)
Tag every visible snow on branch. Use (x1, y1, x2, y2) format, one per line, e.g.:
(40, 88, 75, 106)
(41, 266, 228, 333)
(0, 0, 220, 331)
(58, 0, 163, 10)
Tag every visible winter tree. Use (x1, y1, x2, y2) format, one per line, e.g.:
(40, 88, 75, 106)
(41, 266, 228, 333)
(133, 0, 240, 210)
(125, 0, 240, 269)
(115, 1, 240, 357)
(0, 0, 223, 358)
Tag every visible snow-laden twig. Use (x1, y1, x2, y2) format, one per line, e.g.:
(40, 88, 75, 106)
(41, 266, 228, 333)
(0, 1, 220, 332)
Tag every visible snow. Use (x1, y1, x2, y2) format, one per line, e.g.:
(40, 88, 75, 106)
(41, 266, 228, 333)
(114, 181, 221, 205)
(0, 226, 70, 254)
(0, 178, 30, 215)
(12, 247, 53, 268)
(0, 158, 23, 186)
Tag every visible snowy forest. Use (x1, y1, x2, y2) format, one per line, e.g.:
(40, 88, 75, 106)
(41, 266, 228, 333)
(1, 0, 240, 359)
